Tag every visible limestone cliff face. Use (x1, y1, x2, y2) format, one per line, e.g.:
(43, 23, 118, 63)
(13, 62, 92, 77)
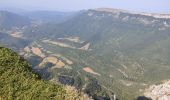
(144, 80, 170, 100)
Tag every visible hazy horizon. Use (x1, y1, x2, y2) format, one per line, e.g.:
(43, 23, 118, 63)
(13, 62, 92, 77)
(0, 0, 170, 14)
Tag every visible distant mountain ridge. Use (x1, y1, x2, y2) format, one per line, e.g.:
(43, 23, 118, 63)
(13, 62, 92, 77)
(24, 8, 170, 40)
(95, 8, 170, 19)
(21, 11, 77, 23)
(0, 10, 31, 30)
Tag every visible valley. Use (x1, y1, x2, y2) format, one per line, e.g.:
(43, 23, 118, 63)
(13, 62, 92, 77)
(1, 8, 170, 100)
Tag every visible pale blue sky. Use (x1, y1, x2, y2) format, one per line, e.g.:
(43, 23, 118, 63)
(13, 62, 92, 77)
(0, 0, 170, 13)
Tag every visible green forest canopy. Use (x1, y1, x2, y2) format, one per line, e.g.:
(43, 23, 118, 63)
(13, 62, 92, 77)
(0, 47, 88, 100)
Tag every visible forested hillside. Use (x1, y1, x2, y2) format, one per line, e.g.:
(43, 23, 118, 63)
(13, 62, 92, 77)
(0, 47, 90, 100)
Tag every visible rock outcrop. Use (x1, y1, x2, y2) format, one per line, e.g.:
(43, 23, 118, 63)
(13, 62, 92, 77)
(144, 80, 170, 100)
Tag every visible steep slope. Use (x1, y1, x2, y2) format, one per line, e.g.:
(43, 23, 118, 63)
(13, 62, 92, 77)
(0, 47, 91, 100)
(11, 8, 170, 99)
(0, 11, 31, 30)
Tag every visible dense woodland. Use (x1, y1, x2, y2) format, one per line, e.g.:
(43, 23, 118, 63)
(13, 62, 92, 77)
(0, 47, 89, 100)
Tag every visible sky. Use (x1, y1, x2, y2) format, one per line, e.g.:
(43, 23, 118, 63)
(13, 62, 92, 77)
(0, 0, 170, 13)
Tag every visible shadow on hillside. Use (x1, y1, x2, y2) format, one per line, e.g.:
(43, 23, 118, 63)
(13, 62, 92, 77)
(137, 96, 152, 100)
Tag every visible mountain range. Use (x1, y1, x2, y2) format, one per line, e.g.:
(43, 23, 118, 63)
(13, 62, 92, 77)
(0, 8, 170, 100)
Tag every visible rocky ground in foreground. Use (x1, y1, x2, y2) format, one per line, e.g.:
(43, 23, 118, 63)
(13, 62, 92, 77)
(144, 80, 170, 100)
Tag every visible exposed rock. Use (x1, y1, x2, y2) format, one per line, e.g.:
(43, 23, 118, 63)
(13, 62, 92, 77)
(144, 80, 170, 100)
(95, 8, 170, 19)
(95, 8, 127, 14)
